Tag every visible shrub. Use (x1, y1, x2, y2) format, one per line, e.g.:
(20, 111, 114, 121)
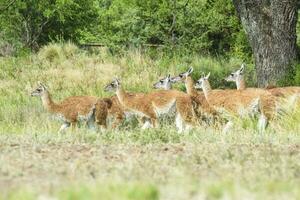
(63, 42, 80, 59)
(38, 43, 63, 64)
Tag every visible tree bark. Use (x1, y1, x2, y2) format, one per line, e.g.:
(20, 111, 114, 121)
(233, 0, 298, 87)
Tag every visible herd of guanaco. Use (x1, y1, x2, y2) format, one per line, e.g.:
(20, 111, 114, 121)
(31, 64, 300, 133)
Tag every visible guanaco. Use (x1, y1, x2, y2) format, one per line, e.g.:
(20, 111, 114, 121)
(225, 64, 300, 98)
(171, 67, 220, 125)
(195, 73, 277, 132)
(106, 95, 126, 129)
(153, 74, 176, 90)
(31, 82, 110, 132)
(104, 78, 196, 132)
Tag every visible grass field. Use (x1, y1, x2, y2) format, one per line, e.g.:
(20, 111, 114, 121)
(0, 43, 299, 200)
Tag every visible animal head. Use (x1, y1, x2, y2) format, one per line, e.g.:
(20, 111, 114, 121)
(172, 67, 193, 83)
(31, 82, 48, 96)
(225, 64, 245, 82)
(153, 74, 174, 90)
(104, 78, 121, 92)
(195, 72, 210, 89)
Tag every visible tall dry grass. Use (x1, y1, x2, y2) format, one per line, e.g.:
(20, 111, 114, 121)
(0, 42, 248, 133)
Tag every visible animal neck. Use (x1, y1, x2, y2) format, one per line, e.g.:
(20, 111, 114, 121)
(185, 76, 196, 95)
(236, 75, 246, 90)
(165, 83, 172, 90)
(202, 80, 212, 99)
(40, 91, 58, 112)
(116, 86, 127, 105)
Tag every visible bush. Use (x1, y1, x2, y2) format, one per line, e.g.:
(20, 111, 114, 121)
(63, 42, 80, 59)
(38, 43, 63, 63)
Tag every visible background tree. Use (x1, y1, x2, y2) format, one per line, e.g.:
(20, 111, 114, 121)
(232, 0, 299, 87)
(0, 0, 98, 51)
(90, 0, 249, 56)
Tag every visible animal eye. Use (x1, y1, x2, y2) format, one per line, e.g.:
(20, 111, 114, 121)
(230, 73, 234, 76)
(160, 80, 164, 83)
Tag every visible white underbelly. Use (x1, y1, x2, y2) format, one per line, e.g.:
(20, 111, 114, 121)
(125, 110, 149, 118)
(78, 105, 96, 122)
(54, 114, 68, 123)
(153, 99, 176, 116)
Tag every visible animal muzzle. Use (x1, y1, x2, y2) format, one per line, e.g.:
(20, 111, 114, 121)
(104, 85, 112, 92)
(170, 76, 181, 83)
(30, 92, 38, 96)
(152, 83, 159, 89)
(224, 77, 230, 82)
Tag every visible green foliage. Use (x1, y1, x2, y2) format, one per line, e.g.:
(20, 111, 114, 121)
(0, 0, 251, 58)
(293, 63, 300, 85)
(0, 0, 98, 51)
(92, 0, 250, 57)
(297, 10, 300, 58)
(277, 63, 300, 86)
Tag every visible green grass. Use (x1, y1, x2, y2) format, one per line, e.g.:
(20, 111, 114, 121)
(0, 43, 299, 200)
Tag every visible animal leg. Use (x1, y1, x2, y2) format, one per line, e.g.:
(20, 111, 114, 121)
(248, 97, 261, 118)
(175, 113, 184, 133)
(58, 122, 70, 133)
(184, 124, 193, 133)
(111, 113, 124, 129)
(137, 116, 148, 126)
(96, 118, 107, 132)
(258, 114, 268, 133)
(150, 117, 159, 128)
(86, 118, 96, 131)
(222, 121, 234, 134)
(143, 108, 158, 129)
(141, 119, 152, 129)
(70, 122, 77, 132)
(176, 99, 196, 132)
(95, 100, 109, 131)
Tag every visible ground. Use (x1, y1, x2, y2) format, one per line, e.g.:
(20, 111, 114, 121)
(0, 128, 299, 200)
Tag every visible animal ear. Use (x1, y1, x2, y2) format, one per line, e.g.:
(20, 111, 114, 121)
(240, 64, 245, 73)
(113, 77, 119, 83)
(38, 81, 47, 90)
(201, 72, 205, 78)
(205, 72, 211, 79)
(116, 78, 121, 85)
(187, 67, 193, 75)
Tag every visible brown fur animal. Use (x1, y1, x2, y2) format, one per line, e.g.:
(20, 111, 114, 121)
(153, 74, 174, 90)
(105, 78, 196, 132)
(106, 95, 126, 129)
(31, 82, 110, 132)
(94, 98, 113, 129)
(195, 73, 277, 132)
(104, 95, 150, 130)
(171, 67, 220, 125)
(225, 64, 300, 98)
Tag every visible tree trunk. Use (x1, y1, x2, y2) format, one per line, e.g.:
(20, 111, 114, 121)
(233, 0, 298, 87)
